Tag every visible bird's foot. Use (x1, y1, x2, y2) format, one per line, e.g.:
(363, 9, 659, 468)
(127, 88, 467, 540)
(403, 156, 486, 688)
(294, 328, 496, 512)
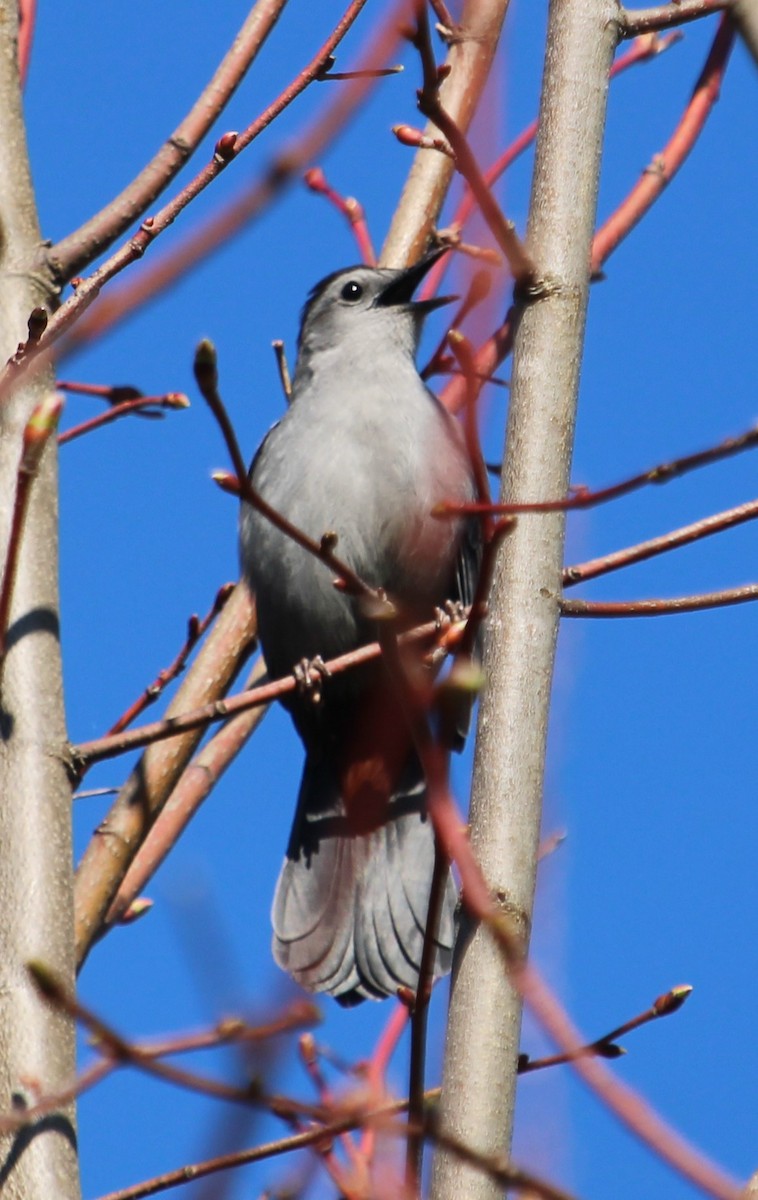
(293, 656, 330, 704)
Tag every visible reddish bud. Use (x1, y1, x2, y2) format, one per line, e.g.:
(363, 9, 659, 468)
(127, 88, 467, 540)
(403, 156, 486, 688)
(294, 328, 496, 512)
(652, 984, 693, 1017)
(304, 166, 327, 193)
(119, 898, 153, 924)
(214, 131, 238, 162)
(27, 307, 48, 342)
(22, 394, 63, 473)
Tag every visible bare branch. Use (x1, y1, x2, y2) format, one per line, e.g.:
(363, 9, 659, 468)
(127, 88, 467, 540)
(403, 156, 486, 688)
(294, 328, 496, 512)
(622, 0, 731, 34)
(561, 584, 758, 617)
(49, 0, 290, 282)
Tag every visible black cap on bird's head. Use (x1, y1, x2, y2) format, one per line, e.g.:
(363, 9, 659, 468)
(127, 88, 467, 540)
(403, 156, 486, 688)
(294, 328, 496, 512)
(296, 246, 455, 363)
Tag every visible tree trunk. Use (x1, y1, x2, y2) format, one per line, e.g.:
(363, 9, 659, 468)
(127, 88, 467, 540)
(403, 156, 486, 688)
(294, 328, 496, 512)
(0, 6, 80, 1197)
(431, 1, 619, 1196)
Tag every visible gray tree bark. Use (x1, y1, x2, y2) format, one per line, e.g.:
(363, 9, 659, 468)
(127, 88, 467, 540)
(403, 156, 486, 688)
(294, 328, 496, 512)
(431, 1, 619, 1196)
(0, 6, 80, 1197)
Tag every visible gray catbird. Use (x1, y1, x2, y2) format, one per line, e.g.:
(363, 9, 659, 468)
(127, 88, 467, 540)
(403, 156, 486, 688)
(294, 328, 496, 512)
(240, 248, 479, 1004)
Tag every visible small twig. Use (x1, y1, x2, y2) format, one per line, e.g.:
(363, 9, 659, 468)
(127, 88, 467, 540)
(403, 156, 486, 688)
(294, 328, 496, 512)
(27, 962, 323, 1122)
(420, 269, 492, 381)
(17, 0, 37, 86)
(561, 584, 758, 618)
(105, 655, 268, 930)
(592, 14, 735, 272)
(563, 498, 758, 586)
(303, 166, 377, 263)
(411, 7, 537, 288)
(106, 583, 234, 735)
(317, 62, 403, 80)
(0, 0, 372, 408)
(195, 339, 384, 605)
(58, 392, 189, 445)
(72, 613, 468, 770)
(440, 422, 758, 518)
(358, 1001, 410, 1159)
(622, 0, 731, 36)
(272, 339, 293, 402)
(0, 392, 62, 663)
(519, 985, 693, 1073)
(406, 840, 450, 1193)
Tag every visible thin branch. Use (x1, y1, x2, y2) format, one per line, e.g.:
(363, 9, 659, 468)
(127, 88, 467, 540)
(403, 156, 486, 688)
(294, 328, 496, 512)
(303, 167, 377, 264)
(0, 392, 62, 662)
(195, 339, 386, 604)
(563, 497, 758, 585)
(622, 0, 731, 35)
(591, 14, 736, 272)
(449, 422, 758, 518)
(412, 6, 537, 288)
(57, 391, 188, 445)
(561, 584, 758, 617)
(519, 985, 693, 1072)
(48, 0, 290, 282)
(17, 0, 36, 86)
(0, 0, 371, 406)
(57, 0, 408, 359)
(106, 583, 234, 735)
(72, 613, 467, 769)
(272, 339, 293, 402)
(28, 963, 323, 1122)
(103, 655, 268, 930)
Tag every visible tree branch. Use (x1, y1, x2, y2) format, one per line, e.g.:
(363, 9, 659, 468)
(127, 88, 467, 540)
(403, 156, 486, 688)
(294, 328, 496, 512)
(430, 1, 619, 1196)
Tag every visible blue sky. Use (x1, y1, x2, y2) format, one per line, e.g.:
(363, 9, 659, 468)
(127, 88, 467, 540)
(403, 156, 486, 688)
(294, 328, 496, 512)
(20, 2, 758, 1197)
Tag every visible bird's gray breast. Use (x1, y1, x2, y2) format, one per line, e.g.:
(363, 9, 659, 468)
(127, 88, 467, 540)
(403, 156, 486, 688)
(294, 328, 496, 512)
(240, 371, 471, 682)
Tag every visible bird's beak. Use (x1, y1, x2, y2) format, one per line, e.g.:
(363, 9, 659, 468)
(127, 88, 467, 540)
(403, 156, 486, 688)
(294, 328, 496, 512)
(375, 245, 456, 312)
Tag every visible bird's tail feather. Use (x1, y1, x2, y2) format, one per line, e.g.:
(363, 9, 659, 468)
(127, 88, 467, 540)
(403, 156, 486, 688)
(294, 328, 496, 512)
(271, 753, 457, 1005)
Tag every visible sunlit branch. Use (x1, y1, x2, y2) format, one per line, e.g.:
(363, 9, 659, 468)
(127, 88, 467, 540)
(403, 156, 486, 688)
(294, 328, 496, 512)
(519, 985, 693, 1072)
(56, 0, 409, 360)
(303, 166, 377, 264)
(49, 0, 291, 282)
(0, 392, 62, 664)
(106, 583, 234, 735)
(104, 655, 268, 932)
(0, 0, 372, 408)
(57, 391, 188, 445)
(564, 498, 758, 585)
(561, 584, 758, 618)
(622, 0, 731, 35)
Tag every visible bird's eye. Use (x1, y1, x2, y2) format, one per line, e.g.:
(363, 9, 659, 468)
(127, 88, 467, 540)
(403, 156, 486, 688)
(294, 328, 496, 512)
(340, 280, 363, 303)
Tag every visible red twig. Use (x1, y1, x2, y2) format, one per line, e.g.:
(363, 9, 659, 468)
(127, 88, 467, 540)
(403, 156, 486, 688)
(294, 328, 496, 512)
(106, 584, 234, 735)
(592, 14, 735, 272)
(28, 963, 323, 1123)
(194, 339, 385, 606)
(622, 0, 731, 35)
(71, 614, 467, 771)
(304, 167, 377, 264)
(55, 0, 408, 360)
(441, 421, 758, 518)
(411, 6, 536, 289)
(17, 0, 36, 86)
(0, 393, 62, 662)
(0, 0, 371, 410)
(358, 1001, 410, 1158)
(561, 584, 758, 617)
(519, 985, 693, 1073)
(564, 497, 758, 585)
(48, 0, 291, 283)
(419, 31, 682, 301)
(58, 392, 189, 445)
